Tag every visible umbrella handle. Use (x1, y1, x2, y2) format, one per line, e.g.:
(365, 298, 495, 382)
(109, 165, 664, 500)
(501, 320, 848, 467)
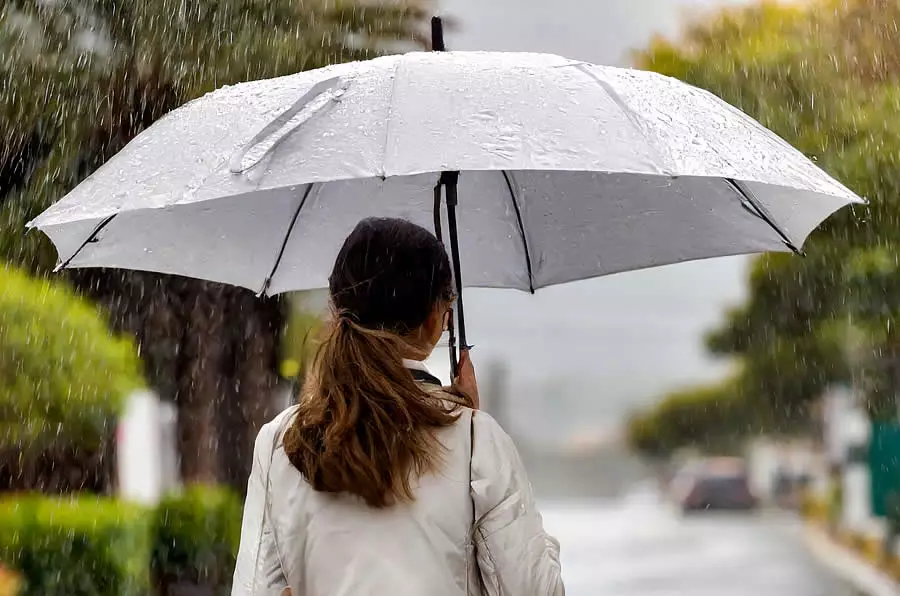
(229, 76, 349, 174)
(433, 172, 468, 380)
(443, 172, 468, 353)
(433, 181, 459, 379)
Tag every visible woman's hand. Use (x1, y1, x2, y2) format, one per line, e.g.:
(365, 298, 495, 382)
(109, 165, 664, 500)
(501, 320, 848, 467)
(453, 349, 480, 409)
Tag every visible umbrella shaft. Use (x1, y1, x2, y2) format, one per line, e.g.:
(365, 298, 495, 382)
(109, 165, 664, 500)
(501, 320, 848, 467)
(433, 181, 457, 378)
(443, 174, 468, 352)
(432, 19, 467, 381)
(435, 171, 467, 379)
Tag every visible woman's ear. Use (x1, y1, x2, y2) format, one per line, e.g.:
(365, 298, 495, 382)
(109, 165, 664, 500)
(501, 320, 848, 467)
(427, 302, 444, 332)
(418, 302, 445, 346)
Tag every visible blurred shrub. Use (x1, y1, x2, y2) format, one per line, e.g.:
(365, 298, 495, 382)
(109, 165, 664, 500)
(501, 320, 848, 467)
(0, 488, 243, 596)
(152, 486, 242, 594)
(0, 265, 144, 492)
(0, 496, 150, 596)
(799, 490, 828, 522)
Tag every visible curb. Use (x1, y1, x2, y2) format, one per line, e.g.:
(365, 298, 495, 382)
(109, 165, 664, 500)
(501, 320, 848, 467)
(803, 526, 900, 596)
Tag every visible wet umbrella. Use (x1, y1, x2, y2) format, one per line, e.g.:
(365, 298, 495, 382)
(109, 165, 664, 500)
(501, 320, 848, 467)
(30, 18, 861, 373)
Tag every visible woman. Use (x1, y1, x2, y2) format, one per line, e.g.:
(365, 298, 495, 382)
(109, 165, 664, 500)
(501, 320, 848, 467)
(232, 217, 564, 596)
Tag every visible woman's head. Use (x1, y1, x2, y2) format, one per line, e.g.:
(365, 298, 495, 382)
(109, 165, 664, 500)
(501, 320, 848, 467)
(284, 217, 464, 508)
(329, 217, 455, 355)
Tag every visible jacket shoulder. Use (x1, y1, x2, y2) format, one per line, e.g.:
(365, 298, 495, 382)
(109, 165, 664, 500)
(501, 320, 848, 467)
(255, 405, 300, 451)
(471, 410, 513, 450)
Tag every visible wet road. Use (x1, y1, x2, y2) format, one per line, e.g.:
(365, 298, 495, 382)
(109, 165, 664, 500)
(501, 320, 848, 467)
(541, 486, 859, 596)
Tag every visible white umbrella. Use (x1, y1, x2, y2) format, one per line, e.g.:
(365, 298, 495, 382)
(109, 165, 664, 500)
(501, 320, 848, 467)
(30, 19, 860, 367)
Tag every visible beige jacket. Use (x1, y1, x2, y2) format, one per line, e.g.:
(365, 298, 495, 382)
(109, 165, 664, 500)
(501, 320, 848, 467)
(231, 394, 564, 596)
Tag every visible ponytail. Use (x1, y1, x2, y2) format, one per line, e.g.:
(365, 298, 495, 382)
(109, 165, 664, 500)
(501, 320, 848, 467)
(282, 312, 461, 508)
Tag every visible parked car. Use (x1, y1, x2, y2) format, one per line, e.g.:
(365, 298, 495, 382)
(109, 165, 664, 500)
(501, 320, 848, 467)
(674, 457, 758, 513)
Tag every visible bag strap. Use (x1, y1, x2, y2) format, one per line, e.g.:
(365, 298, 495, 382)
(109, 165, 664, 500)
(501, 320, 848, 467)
(263, 408, 299, 591)
(469, 409, 476, 527)
(467, 408, 485, 596)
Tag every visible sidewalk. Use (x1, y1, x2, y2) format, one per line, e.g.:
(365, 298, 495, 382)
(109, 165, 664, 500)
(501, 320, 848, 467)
(804, 525, 900, 596)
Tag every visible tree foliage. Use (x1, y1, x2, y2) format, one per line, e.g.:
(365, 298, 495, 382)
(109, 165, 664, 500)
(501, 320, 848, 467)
(638, 0, 900, 420)
(0, 0, 435, 269)
(0, 0, 435, 487)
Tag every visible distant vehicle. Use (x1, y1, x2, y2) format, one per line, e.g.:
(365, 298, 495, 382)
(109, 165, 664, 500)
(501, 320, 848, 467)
(772, 470, 812, 510)
(673, 457, 758, 513)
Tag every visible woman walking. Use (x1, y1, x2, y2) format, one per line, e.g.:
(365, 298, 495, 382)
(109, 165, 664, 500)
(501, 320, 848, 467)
(233, 217, 564, 596)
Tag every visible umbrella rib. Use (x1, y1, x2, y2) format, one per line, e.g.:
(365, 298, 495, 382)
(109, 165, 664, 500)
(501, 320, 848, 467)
(575, 64, 669, 176)
(54, 213, 117, 272)
(379, 58, 404, 178)
(258, 183, 316, 296)
(501, 171, 535, 293)
(725, 178, 804, 256)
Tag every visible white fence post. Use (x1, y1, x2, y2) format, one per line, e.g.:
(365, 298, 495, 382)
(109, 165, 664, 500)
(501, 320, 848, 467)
(116, 389, 180, 505)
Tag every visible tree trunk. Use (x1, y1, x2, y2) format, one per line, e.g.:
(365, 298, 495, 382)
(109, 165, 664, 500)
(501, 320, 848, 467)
(70, 270, 285, 488)
(174, 281, 226, 482)
(217, 288, 284, 491)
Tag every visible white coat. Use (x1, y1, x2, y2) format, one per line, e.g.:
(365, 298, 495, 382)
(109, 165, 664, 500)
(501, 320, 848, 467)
(232, 380, 564, 596)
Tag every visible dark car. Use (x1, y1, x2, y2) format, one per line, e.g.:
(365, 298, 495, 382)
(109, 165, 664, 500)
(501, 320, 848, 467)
(676, 458, 757, 512)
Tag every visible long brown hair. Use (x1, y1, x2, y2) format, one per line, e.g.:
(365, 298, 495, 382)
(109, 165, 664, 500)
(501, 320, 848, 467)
(283, 218, 462, 508)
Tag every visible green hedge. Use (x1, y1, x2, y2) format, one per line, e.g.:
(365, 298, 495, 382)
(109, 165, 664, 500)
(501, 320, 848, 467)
(0, 265, 144, 453)
(0, 488, 243, 595)
(0, 497, 151, 596)
(152, 486, 242, 593)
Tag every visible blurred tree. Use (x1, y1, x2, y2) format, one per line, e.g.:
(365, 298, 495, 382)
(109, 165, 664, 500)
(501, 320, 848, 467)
(637, 0, 900, 422)
(0, 0, 434, 487)
(842, 245, 900, 418)
(625, 377, 774, 457)
(0, 265, 143, 492)
(281, 300, 325, 390)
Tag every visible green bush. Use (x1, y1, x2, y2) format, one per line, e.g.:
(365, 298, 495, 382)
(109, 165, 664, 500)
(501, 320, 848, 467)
(152, 486, 242, 593)
(0, 265, 144, 452)
(0, 496, 151, 596)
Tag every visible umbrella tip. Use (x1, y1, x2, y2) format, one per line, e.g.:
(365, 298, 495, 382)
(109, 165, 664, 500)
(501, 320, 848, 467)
(431, 17, 445, 52)
(786, 241, 806, 258)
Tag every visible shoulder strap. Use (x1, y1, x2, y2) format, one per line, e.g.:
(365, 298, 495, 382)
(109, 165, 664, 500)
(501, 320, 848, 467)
(467, 409, 486, 596)
(263, 408, 299, 589)
(469, 409, 476, 526)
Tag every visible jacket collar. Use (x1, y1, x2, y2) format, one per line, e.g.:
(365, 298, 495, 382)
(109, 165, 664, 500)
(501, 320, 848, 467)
(403, 359, 443, 387)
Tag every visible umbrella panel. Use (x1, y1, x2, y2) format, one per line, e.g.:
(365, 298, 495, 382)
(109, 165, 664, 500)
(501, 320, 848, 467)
(38, 170, 847, 296)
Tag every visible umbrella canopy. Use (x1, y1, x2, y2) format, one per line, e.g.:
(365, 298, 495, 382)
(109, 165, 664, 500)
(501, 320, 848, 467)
(32, 50, 859, 298)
